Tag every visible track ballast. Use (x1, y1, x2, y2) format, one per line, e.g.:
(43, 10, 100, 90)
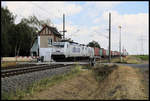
(1, 64, 72, 78)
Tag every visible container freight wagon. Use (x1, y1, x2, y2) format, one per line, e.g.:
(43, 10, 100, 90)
(111, 51, 113, 56)
(94, 47, 100, 56)
(112, 51, 115, 57)
(99, 48, 103, 57)
(106, 50, 109, 57)
(94, 47, 100, 60)
(101, 48, 106, 58)
(117, 52, 120, 56)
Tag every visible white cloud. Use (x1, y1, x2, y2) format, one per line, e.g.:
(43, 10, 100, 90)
(63, 10, 149, 54)
(2, 1, 148, 55)
(3, 1, 83, 24)
(83, 2, 121, 18)
(101, 11, 149, 54)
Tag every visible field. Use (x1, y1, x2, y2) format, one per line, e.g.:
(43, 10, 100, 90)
(1, 57, 36, 68)
(100, 55, 149, 64)
(134, 55, 149, 61)
(1, 61, 17, 68)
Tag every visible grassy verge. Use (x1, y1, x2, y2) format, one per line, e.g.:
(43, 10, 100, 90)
(2, 65, 84, 100)
(100, 55, 149, 64)
(92, 64, 148, 100)
(1, 61, 17, 68)
(124, 55, 149, 64)
(92, 64, 118, 82)
(100, 57, 128, 63)
(134, 55, 149, 61)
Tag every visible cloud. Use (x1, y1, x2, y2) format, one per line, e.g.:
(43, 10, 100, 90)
(3, 1, 83, 24)
(2, 1, 148, 55)
(83, 2, 121, 18)
(58, 9, 149, 54)
(101, 10, 149, 54)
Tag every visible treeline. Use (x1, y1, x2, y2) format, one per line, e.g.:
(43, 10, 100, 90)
(1, 7, 51, 57)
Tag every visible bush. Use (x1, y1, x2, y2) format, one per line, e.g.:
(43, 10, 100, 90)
(92, 64, 118, 81)
(135, 55, 149, 61)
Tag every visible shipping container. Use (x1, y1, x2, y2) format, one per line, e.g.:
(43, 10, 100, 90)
(102, 48, 106, 57)
(94, 47, 100, 56)
(114, 51, 118, 56)
(118, 52, 120, 56)
(112, 51, 114, 56)
(111, 51, 113, 56)
(99, 48, 103, 56)
(106, 50, 109, 56)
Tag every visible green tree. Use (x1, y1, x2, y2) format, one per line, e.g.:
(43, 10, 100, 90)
(87, 40, 101, 48)
(1, 7, 15, 56)
(1, 6, 53, 57)
(10, 20, 37, 56)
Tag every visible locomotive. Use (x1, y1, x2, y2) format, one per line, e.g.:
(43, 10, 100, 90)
(51, 40, 95, 63)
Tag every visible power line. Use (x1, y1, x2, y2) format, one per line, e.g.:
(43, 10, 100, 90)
(67, 29, 80, 37)
(139, 35, 147, 55)
(31, 2, 55, 26)
(94, 30, 109, 39)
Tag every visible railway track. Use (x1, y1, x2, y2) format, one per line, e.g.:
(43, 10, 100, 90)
(1, 64, 72, 78)
(1, 64, 45, 70)
(1, 58, 103, 78)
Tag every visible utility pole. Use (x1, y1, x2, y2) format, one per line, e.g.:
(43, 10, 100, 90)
(118, 25, 122, 62)
(63, 14, 66, 39)
(141, 36, 144, 55)
(109, 13, 111, 63)
(139, 35, 145, 55)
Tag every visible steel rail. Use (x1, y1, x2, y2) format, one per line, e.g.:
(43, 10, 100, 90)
(1, 64, 72, 78)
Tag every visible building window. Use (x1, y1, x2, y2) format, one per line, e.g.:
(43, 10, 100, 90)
(48, 38, 52, 46)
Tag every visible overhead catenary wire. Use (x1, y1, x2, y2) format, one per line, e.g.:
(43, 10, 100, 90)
(31, 2, 56, 27)
(138, 35, 147, 55)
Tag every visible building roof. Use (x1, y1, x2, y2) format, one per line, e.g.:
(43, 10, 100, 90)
(38, 24, 62, 38)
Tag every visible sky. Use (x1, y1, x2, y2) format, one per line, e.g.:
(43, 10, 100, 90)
(1, 1, 149, 55)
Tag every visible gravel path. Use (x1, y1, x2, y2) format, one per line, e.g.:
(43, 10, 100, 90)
(1, 65, 74, 94)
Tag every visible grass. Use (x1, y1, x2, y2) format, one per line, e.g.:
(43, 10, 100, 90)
(134, 55, 149, 61)
(100, 55, 149, 64)
(1, 61, 17, 68)
(92, 64, 118, 82)
(2, 65, 84, 100)
(100, 57, 128, 63)
(80, 64, 92, 69)
(92, 64, 148, 100)
(124, 55, 149, 64)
